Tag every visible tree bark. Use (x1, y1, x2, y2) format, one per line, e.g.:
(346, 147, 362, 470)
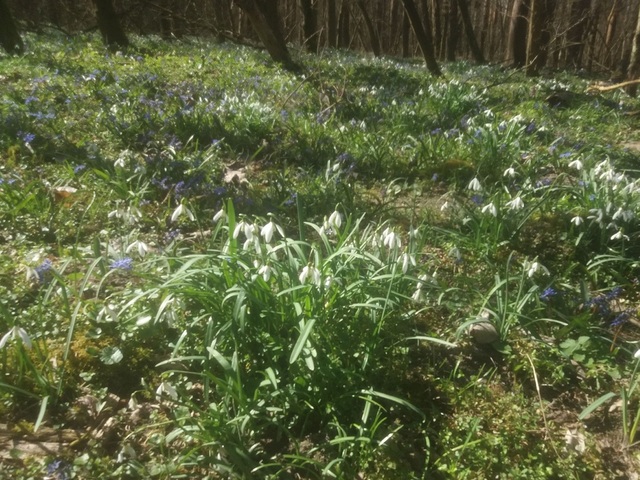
(327, 0, 338, 48)
(401, 0, 441, 75)
(445, 0, 459, 61)
(456, 0, 485, 63)
(526, 0, 555, 76)
(566, 0, 590, 69)
(0, 0, 23, 54)
(95, 0, 129, 49)
(402, 9, 411, 58)
(337, 0, 350, 49)
(299, 0, 319, 53)
(356, 0, 381, 56)
(235, 0, 300, 71)
(626, 1, 640, 96)
(506, 0, 529, 67)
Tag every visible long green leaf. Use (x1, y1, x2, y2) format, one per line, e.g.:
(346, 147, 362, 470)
(578, 392, 617, 420)
(290, 319, 316, 364)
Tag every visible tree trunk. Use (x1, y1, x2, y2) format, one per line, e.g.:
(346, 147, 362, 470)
(401, 0, 441, 75)
(338, 0, 350, 49)
(626, 1, 640, 96)
(506, 0, 529, 67)
(235, 0, 300, 71)
(566, 0, 590, 69)
(0, 0, 23, 54)
(327, 0, 338, 48)
(299, 0, 319, 53)
(526, 0, 555, 76)
(402, 8, 411, 58)
(445, 0, 459, 61)
(95, 0, 129, 49)
(356, 0, 381, 56)
(456, 0, 484, 63)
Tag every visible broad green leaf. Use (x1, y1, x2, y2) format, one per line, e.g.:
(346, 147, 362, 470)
(290, 319, 316, 364)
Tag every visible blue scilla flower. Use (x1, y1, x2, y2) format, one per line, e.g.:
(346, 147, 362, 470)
(36, 259, 53, 284)
(46, 458, 70, 480)
(540, 287, 558, 302)
(611, 310, 632, 328)
(110, 257, 133, 271)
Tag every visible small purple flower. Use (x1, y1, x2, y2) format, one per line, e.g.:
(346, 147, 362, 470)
(110, 257, 133, 271)
(284, 192, 297, 207)
(470, 194, 484, 206)
(35, 259, 53, 283)
(20, 132, 36, 144)
(74, 164, 86, 174)
(525, 122, 536, 134)
(540, 287, 558, 302)
(431, 173, 439, 182)
(559, 151, 572, 158)
(46, 458, 70, 480)
(430, 128, 442, 136)
(611, 310, 631, 328)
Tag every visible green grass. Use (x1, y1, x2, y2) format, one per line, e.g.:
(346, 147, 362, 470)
(1, 32, 640, 479)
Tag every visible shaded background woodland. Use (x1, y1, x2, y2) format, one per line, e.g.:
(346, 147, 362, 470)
(2, 0, 640, 80)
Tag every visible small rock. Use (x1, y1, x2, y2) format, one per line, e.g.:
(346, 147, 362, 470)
(469, 322, 499, 344)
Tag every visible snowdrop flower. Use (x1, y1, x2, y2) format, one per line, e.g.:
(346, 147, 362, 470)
(503, 167, 516, 177)
(481, 202, 497, 216)
(610, 229, 629, 241)
(299, 265, 321, 286)
(440, 201, 450, 212)
(399, 252, 416, 274)
(468, 177, 482, 191)
(527, 261, 549, 278)
(568, 159, 583, 170)
(261, 221, 276, 243)
(634, 349, 640, 359)
(328, 210, 342, 230)
(212, 208, 226, 223)
(381, 228, 402, 250)
(171, 203, 194, 223)
(571, 216, 583, 226)
(155, 381, 178, 402)
(0, 326, 32, 350)
(126, 240, 149, 258)
(505, 196, 524, 211)
(258, 264, 272, 282)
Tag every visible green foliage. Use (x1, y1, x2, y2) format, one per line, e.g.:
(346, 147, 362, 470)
(2, 32, 640, 479)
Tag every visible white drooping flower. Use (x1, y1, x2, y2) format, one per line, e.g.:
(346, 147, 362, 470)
(610, 229, 629, 241)
(468, 177, 482, 191)
(503, 167, 516, 177)
(126, 240, 149, 258)
(0, 326, 32, 350)
(299, 265, 321, 286)
(155, 381, 178, 402)
(481, 202, 497, 216)
(258, 264, 272, 282)
(568, 159, 583, 170)
(381, 228, 402, 250)
(527, 261, 549, 278)
(328, 210, 342, 230)
(212, 208, 226, 223)
(571, 216, 583, 226)
(505, 196, 524, 211)
(399, 252, 416, 274)
(171, 203, 195, 223)
(261, 221, 276, 243)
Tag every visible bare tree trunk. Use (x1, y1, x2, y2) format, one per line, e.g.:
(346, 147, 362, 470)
(299, 0, 319, 52)
(401, 0, 441, 75)
(566, 0, 591, 69)
(456, 0, 485, 63)
(327, 0, 338, 48)
(235, 0, 300, 71)
(446, 0, 459, 61)
(526, 0, 555, 76)
(604, 0, 620, 69)
(356, 0, 381, 56)
(338, 0, 350, 48)
(626, 1, 640, 96)
(0, 0, 23, 54)
(506, 0, 529, 67)
(402, 8, 411, 57)
(95, 0, 129, 50)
